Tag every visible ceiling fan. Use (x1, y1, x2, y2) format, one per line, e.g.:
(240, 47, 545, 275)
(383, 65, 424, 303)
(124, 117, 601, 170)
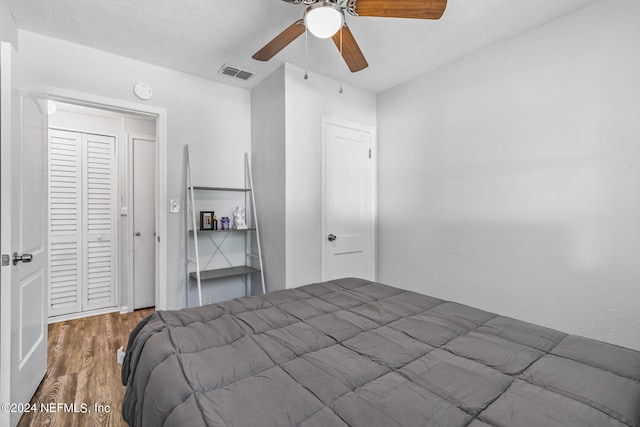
(252, 0, 447, 73)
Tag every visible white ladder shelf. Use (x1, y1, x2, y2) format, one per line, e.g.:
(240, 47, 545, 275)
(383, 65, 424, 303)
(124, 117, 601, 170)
(185, 146, 266, 306)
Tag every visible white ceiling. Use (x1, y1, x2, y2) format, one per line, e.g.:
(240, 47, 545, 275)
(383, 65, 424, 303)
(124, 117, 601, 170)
(8, 0, 600, 94)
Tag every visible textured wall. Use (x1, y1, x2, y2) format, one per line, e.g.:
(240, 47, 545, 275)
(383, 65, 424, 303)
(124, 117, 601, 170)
(377, 0, 640, 350)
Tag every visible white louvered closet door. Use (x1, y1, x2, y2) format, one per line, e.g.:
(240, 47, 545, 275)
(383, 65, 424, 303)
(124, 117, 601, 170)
(49, 130, 83, 316)
(83, 133, 116, 311)
(49, 129, 116, 317)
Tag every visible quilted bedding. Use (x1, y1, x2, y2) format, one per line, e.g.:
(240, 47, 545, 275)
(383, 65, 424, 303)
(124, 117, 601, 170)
(122, 278, 640, 427)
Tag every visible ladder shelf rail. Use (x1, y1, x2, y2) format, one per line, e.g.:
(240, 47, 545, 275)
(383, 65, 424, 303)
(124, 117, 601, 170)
(185, 146, 265, 307)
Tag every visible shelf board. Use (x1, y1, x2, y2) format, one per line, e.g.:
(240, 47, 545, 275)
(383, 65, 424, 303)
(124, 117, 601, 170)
(189, 228, 256, 233)
(190, 266, 261, 281)
(190, 186, 251, 192)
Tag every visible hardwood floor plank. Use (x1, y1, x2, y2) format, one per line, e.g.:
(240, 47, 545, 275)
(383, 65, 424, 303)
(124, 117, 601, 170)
(17, 308, 154, 427)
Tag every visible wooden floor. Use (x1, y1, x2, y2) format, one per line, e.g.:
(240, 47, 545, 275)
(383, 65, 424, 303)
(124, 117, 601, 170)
(17, 308, 154, 427)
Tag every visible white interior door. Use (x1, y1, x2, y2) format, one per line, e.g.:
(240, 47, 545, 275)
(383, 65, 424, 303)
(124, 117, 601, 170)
(323, 117, 375, 281)
(132, 136, 155, 309)
(0, 42, 48, 427)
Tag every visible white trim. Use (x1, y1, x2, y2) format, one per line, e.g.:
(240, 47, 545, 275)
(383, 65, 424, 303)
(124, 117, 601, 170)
(321, 115, 377, 282)
(34, 87, 168, 311)
(156, 113, 168, 310)
(0, 41, 15, 421)
(126, 134, 135, 311)
(47, 306, 121, 324)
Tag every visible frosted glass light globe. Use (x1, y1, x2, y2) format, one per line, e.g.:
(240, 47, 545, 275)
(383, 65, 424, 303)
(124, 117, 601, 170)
(305, 2, 344, 39)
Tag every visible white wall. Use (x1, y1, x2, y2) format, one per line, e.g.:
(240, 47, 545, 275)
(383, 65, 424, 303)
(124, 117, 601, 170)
(15, 31, 252, 309)
(377, 0, 640, 350)
(251, 63, 377, 289)
(284, 63, 377, 287)
(251, 65, 286, 291)
(0, 0, 17, 47)
(49, 108, 156, 137)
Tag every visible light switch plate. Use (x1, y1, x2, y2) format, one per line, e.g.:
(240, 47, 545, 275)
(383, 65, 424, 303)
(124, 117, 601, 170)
(170, 199, 180, 213)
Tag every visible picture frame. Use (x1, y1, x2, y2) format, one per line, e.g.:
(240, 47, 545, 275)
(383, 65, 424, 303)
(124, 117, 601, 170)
(200, 211, 215, 230)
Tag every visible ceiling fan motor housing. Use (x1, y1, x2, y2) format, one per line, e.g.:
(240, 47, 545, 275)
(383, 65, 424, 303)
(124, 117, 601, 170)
(304, 1, 345, 39)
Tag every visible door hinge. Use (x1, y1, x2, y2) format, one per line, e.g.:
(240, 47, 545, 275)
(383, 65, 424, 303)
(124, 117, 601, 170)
(368, 148, 372, 159)
(1, 254, 10, 266)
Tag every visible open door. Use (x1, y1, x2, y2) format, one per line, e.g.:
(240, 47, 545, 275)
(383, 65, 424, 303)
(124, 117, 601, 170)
(0, 41, 48, 427)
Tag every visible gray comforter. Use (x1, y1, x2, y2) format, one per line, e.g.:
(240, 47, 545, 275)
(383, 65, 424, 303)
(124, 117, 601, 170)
(122, 278, 640, 427)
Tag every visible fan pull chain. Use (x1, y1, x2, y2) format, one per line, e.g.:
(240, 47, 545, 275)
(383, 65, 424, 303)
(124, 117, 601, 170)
(338, 26, 344, 94)
(304, 25, 309, 80)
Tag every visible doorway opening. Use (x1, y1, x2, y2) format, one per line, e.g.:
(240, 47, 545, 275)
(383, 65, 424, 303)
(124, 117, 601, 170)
(47, 101, 157, 322)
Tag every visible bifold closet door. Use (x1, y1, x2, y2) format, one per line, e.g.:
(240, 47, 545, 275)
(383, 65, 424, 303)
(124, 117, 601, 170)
(49, 129, 116, 317)
(49, 130, 83, 316)
(83, 133, 117, 311)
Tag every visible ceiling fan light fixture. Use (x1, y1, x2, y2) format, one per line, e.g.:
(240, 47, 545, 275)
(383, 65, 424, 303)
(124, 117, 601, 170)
(304, 1, 344, 39)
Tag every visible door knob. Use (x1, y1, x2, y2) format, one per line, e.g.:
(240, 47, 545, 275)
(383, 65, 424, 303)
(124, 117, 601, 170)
(135, 232, 141, 236)
(328, 234, 337, 242)
(12, 252, 33, 265)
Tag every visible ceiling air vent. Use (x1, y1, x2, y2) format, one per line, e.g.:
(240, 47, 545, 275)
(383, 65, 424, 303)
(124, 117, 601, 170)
(219, 64, 255, 81)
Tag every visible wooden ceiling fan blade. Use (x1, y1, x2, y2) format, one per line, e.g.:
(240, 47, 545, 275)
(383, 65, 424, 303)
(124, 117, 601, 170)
(331, 25, 368, 72)
(252, 19, 305, 61)
(350, 0, 447, 19)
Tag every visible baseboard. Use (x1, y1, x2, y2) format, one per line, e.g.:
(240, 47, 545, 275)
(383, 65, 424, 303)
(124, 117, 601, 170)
(48, 306, 121, 324)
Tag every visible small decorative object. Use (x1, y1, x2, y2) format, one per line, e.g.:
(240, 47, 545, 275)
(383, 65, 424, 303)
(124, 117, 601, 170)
(221, 217, 230, 230)
(212, 214, 218, 230)
(233, 206, 248, 229)
(200, 211, 215, 230)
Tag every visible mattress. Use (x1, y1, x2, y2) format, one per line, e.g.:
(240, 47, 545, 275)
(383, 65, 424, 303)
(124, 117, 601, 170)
(121, 278, 640, 427)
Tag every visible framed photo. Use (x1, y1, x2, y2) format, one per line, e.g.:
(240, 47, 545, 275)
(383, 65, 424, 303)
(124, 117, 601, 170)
(200, 211, 215, 230)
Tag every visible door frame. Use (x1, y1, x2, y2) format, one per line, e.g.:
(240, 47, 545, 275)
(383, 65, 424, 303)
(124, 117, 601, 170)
(38, 87, 168, 312)
(126, 133, 156, 310)
(321, 115, 377, 282)
(1, 41, 17, 426)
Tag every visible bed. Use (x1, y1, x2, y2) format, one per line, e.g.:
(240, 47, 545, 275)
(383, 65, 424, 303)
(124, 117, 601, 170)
(121, 277, 640, 427)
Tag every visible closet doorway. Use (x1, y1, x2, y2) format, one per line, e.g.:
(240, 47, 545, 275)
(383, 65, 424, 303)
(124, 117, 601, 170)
(49, 128, 117, 316)
(47, 102, 157, 321)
